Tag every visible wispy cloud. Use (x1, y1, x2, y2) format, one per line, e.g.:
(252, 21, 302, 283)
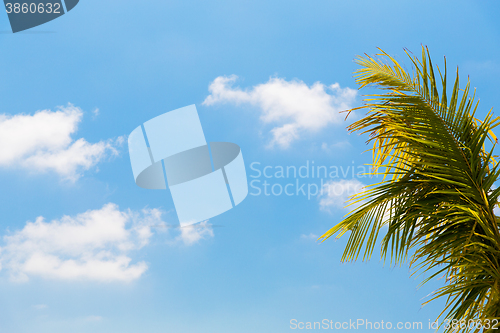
(203, 75, 356, 148)
(321, 141, 352, 152)
(300, 233, 319, 240)
(318, 179, 365, 212)
(0, 104, 123, 181)
(84, 315, 103, 322)
(176, 221, 214, 245)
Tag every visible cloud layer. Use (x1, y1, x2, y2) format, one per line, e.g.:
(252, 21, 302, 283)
(0, 105, 122, 181)
(203, 75, 357, 148)
(0, 203, 159, 282)
(0, 204, 215, 282)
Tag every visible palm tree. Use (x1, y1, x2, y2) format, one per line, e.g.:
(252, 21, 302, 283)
(319, 46, 500, 332)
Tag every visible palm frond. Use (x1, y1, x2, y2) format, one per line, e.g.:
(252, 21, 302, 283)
(320, 46, 500, 331)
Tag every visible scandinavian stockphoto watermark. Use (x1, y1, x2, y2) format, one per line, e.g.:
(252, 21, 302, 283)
(3, 0, 79, 33)
(249, 161, 373, 202)
(128, 105, 248, 227)
(290, 319, 424, 330)
(289, 318, 500, 330)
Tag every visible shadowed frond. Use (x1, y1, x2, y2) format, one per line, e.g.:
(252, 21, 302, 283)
(320, 46, 500, 331)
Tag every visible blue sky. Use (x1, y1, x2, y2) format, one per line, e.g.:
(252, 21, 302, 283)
(0, 1, 499, 332)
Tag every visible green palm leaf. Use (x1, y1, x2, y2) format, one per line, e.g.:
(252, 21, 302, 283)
(320, 46, 500, 332)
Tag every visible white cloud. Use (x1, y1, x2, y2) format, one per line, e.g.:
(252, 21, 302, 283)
(0, 204, 216, 283)
(176, 221, 214, 246)
(84, 315, 103, 322)
(33, 304, 48, 310)
(321, 141, 352, 152)
(0, 203, 163, 283)
(318, 179, 365, 212)
(300, 233, 319, 240)
(203, 75, 357, 148)
(0, 104, 123, 181)
(319, 180, 394, 228)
